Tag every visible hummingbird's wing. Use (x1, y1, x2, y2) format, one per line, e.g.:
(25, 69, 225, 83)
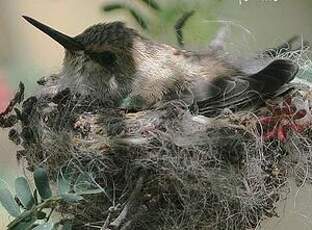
(195, 59, 299, 116)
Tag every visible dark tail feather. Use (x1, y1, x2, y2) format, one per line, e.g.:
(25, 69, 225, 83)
(248, 59, 298, 92)
(197, 59, 299, 116)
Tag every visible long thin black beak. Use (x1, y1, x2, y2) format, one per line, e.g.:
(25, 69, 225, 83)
(22, 16, 84, 51)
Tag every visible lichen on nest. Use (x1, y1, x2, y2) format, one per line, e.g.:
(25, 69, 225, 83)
(1, 64, 312, 229)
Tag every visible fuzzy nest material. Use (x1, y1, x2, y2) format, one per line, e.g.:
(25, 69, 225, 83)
(2, 67, 312, 229)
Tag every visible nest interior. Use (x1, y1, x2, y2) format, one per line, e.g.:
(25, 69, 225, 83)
(1, 67, 312, 229)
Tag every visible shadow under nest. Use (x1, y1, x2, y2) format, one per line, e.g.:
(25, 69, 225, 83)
(2, 80, 312, 230)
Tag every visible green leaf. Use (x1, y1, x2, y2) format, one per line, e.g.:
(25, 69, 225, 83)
(139, 0, 160, 11)
(9, 214, 36, 230)
(61, 193, 83, 203)
(33, 189, 38, 204)
(32, 223, 54, 230)
(175, 11, 195, 47)
(57, 174, 71, 195)
(62, 220, 73, 230)
(103, 3, 124, 11)
(0, 188, 21, 217)
(102, 3, 148, 30)
(129, 9, 148, 30)
(34, 167, 52, 200)
(14, 177, 34, 209)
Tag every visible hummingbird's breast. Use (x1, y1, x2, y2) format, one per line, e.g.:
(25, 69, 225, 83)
(129, 41, 238, 106)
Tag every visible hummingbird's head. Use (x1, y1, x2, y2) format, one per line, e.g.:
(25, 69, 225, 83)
(23, 16, 144, 101)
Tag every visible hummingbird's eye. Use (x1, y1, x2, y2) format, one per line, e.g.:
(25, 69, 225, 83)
(87, 51, 117, 66)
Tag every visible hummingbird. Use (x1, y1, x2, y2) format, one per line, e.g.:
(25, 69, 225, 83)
(23, 16, 299, 116)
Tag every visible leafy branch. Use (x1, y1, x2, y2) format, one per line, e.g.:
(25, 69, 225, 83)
(0, 167, 102, 230)
(103, 0, 224, 46)
(103, 3, 150, 30)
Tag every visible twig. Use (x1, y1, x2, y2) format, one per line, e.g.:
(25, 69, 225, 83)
(109, 176, 144, 228)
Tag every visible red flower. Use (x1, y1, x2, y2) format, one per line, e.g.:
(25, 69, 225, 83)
(259, 96, 310, 143)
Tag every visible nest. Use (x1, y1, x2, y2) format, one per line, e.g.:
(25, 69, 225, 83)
(1, 72, 312, 229)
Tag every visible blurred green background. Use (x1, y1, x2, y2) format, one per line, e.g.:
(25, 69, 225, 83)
(0, 0, 312, 228)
